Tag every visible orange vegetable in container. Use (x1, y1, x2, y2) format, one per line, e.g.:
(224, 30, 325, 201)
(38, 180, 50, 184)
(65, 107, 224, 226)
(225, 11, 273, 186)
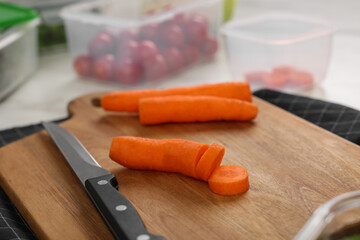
(288, 70, 314, 86)
(245, 71, 270, 83)
(272, 65, 295, 77)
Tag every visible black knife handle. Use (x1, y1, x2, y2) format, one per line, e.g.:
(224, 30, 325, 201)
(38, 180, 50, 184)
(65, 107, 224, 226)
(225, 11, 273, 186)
(85, 174, 166, 240)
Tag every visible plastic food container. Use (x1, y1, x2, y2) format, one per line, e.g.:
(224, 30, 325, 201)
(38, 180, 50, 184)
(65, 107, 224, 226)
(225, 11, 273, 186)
(294, 190, 360, 240)
(61, 0, 222, 85)
(221, 14, 334, 92)
(6, 0, 78, 50)
(0, 3, 40, 101)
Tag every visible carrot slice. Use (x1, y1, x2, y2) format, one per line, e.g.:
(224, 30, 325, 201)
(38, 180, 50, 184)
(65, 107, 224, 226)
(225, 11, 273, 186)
(208, 165, 249, 196)
(272, 65, 296, 77)
(264, 72, 287, 88)
(139, 95, 258, 125)
(245, 71, 270, 83)
(109, 136, 209, 178)
(101, 81, 252, 112)
(288, 70, 314, 86)
(195, 143, 225, 181)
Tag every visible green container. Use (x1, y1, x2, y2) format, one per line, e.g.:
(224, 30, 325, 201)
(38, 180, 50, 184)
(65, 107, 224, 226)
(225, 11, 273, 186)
(0, 2, 40, 100)
(0, 2, 38, 29)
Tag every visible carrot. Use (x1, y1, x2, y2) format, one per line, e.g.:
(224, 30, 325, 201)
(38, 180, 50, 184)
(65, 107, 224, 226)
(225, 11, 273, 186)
(139, 95, 258, 125)
(263, 72, 287, 88)
(208, 165, 249, 196)
(288, 70, 314, 86)
(195, 143, 225, 181)
(272, 65, 296, 76)
(101, 82, 252, 112)
(245, 71, 270, 83)
(109, 136, 209, 178)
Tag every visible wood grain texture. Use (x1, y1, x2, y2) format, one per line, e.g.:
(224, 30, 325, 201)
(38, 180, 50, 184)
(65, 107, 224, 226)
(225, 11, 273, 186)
(0, 92, 359, 240)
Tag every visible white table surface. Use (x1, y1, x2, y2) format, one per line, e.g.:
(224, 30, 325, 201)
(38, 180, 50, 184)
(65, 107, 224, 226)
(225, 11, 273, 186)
(1, 2, 360, 131)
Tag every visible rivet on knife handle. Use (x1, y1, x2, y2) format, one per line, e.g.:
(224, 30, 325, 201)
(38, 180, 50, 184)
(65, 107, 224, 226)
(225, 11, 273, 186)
(85, 173, 166, 240)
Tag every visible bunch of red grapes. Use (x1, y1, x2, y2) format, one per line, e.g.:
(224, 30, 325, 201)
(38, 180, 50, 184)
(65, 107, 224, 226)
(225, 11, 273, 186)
(73, 12, 218, 84)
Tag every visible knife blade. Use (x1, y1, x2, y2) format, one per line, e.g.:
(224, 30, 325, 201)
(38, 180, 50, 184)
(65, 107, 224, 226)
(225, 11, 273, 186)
(43, 122, 165, 240)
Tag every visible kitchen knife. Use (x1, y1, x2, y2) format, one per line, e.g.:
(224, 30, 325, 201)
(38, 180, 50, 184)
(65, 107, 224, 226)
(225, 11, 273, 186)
(43, 122, 165, 240)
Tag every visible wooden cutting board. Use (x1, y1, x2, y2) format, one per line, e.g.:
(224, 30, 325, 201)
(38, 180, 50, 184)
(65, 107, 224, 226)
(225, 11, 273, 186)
(0, 93, 359, 240)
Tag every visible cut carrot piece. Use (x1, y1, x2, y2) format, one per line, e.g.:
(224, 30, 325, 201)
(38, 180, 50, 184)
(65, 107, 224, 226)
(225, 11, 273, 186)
(245, 71, 270, 83)
(264, 72, 287, 88)
(139, 95, 258, 125)
(263, 65, 297, 88)
(208, 165, 249, 196)
(101, 81, 252, 112)
(273, 65, 296, 77)
(195, 143, 225, 181)
(109, 136, 209, 178)
(288, 70, 314, 86)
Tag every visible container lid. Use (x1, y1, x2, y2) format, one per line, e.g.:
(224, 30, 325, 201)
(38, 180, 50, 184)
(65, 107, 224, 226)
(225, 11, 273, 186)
(0, 2, 39, 29)
(221, 13, 335, 45)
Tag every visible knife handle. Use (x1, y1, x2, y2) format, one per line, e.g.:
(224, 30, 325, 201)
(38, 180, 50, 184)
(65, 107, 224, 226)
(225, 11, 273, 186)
(85, 174, 166, 240)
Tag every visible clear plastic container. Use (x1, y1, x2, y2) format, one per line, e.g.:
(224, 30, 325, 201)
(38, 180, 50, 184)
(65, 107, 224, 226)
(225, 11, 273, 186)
(0, 18, 40, 101)
(221, 14, 335, 92)
(294, 190, 360, 240)
(60, 0, 222, 86)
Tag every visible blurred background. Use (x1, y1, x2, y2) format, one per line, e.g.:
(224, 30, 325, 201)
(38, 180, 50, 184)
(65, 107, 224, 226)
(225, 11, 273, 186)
(0, 0, 359, 129)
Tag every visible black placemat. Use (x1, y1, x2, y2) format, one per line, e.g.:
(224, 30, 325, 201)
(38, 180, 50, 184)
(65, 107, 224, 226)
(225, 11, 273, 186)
(0, 90, 359, 239)
(253, 89, 360, 145)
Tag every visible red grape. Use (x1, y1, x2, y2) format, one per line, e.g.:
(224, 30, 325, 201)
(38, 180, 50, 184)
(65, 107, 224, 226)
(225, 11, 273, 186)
(138, 40, 159, 65)
(201, 36, 218, 57)
(101, 29, 116, 41)
(88, 32, 114, 58)
(192, 13, 209, 27)
(73, 55, 92, 77)
(144, 54, 167, 81)
(93, 54, 115, 81)
(161, 24, 184, 48)
(159, 8, 183, 27)
(139, 23, 160, 42)
(181, 45, 200, 65)
(186, 14, 208, 45)
(160, 19, 174, 31)
(162, 47, 184, 73)
(116, 40, 139, 62)
(117, 29, 138, 46)
(159, 8, 184, 28)
(115, 58, 142, 84)
(173, 12, 185, 28)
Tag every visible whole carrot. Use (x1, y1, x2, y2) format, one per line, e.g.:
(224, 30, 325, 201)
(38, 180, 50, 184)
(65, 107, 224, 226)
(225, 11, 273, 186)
(139, 95, 258, 125)
(109, 136, 209, 178)
(101, 81, 252, 112)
